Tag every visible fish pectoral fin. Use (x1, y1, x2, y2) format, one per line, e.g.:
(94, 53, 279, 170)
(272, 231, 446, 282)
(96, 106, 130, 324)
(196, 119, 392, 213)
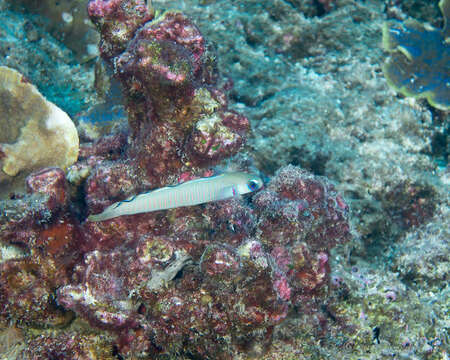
(87, 204, 117, 222)
(216, 186, 239, 201)
(87, 213, 103, 222)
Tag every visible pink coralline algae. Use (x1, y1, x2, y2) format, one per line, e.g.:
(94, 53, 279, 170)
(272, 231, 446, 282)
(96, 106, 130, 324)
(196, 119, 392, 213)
(253, 165, 350, 307)
(54, 165, 350, 358)
(87, 0, 249, 189)
(0, 164, 351, 358)
(0, 1, 352, 358)
(0, 168, 82, 327)
(19, 332, 115, 360)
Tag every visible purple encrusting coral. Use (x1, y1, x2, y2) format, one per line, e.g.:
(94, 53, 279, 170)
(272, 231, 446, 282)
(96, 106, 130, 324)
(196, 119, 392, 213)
(0, 0, 352, 358)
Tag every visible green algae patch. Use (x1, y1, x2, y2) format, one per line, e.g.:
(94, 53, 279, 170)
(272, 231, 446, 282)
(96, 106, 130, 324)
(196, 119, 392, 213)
(382, 0, 450, 111)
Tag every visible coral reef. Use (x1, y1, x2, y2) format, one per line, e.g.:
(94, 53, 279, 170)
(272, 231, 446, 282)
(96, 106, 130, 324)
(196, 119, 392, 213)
(0, 167, 81, 327)
(160, 0, 444, 248)
(87, 0, 249, 188)
(55, 164, 350, 358)
(1, 164, 351, 358)
(19, 331, 115, 360)
(0, 0, 447, 358)
(0, 0, 353, 357)
(0, 66, 79, 199)
(382, 0, 450, 110)
(270, 256, 449, 359)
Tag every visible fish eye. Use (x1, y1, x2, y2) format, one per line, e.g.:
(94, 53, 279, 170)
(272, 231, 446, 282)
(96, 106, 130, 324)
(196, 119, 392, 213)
(247, 179, 260, 191)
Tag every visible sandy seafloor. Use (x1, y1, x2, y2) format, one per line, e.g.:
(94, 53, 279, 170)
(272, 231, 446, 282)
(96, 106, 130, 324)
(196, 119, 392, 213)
(0, 0, 448, 358)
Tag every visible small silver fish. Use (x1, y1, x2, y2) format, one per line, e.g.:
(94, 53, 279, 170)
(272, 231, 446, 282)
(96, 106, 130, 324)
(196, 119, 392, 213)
(88, 172, 263, 222)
